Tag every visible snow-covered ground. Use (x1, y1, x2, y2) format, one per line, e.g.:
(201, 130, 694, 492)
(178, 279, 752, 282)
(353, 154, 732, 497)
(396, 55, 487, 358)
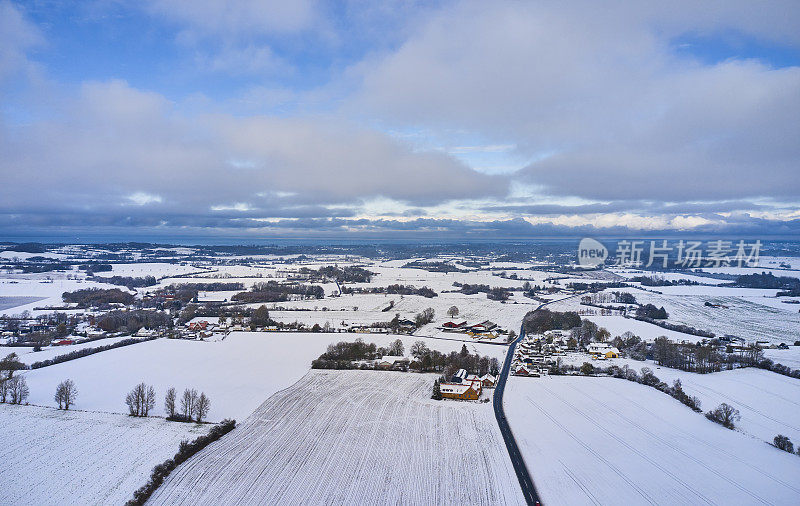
(764, 346, 800, 370)
(12, 335, 150, 365)
(21, 332, 507, 421)
(505, 375, 800, 505)
(634, 292, 800, 344)
(0, 404, 206, 505)
(629, 367, 800, 446)
(149, 369, 525, 505)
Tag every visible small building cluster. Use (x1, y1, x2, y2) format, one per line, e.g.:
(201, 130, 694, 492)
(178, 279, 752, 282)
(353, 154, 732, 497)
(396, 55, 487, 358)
(512, 330, 570, 377)
(438, 320, 504, 340)
(439, 368, 496, 400)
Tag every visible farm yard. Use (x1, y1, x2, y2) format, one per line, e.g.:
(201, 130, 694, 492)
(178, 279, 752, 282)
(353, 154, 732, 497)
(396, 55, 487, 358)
(0, 404, 206, 505)
(149, 370, 525, 505)
(504, 375, 800, 505)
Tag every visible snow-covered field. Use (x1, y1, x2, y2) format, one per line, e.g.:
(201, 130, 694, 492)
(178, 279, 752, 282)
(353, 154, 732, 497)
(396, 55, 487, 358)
(149, 369, 525, 505)
(635, 292, 800, 344)
(21, 332, 507, 421)
(13, 335, 149, 365)
(505, 376, 800, 505)
(629, 367, 800, 446)
(0, 404, 206, 505)
(764, 346, 800, 369)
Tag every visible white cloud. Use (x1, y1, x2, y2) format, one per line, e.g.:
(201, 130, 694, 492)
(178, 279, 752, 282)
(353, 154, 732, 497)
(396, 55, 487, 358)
(127, 192, 163, 206)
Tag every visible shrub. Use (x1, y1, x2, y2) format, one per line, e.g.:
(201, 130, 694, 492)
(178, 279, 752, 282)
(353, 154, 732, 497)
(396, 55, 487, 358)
(774, 435, 794, 453)
(705, 403, 740, 429)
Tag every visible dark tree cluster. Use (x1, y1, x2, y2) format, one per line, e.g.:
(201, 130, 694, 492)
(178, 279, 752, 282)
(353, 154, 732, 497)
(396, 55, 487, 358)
(452, 283, 511, 301)
(341, 284, 437, 298)
(523, 309, 582, 334)
(629, 276, 698, 287)
(97, 310, 172, 333)
(635, 303, 668, 319)
(402, 261, 466, 273)
(62, 288, 135, 308)
(170, 282, 244, 291)
(90, 275, 158, 289)
(733, 272, 800, 290)
(79, 263, 113, 273)
(232, 281, 324, 303)
(298, 265, 375, 283)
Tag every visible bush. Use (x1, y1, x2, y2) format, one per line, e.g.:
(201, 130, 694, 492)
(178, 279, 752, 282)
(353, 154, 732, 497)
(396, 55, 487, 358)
(774, 435, 794, 453)
(705, 403, 740, 429)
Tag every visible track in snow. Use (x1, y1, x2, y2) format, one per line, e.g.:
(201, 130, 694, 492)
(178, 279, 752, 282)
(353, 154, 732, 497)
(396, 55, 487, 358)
(504, 376, 800, 506)
(149, 370, 526, 505)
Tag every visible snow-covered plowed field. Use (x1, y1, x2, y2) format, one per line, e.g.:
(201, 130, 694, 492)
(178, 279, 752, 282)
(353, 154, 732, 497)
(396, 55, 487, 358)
(0, 404, 206, 505)
(635, 292, 800, 344)
(630, 366, 800, 446)
(149, 370, 525, 505)
(505, 376, 800, 506)
(21, 332, 507, 421)
(764, 346, 800, 369)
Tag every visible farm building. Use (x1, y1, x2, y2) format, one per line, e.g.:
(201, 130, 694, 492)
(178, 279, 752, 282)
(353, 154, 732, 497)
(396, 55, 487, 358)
(440, 381, 482, 400)
(378, 356, 410, 370)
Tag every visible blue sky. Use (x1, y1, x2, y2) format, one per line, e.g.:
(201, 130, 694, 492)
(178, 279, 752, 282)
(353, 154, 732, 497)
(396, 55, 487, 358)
(1, 0, 799, 240)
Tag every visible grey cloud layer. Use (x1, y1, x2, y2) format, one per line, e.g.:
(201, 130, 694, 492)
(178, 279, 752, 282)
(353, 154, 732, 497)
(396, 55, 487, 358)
(353, 0, 800, 202)
(1, 80, 506, 221)
(1, 0, 799, 237)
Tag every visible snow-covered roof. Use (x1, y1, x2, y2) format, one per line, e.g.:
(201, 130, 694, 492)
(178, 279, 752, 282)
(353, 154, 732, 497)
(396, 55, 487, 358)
(380, 355, 408, 364)
(440, 382, 476, 395)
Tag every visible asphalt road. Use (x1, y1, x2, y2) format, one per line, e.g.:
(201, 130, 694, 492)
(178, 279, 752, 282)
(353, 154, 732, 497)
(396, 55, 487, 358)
(493, 319, 542, 506)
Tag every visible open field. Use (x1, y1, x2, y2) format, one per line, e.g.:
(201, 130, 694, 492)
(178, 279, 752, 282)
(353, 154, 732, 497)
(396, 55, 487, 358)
(149, 369, 525, 505)
(635, 292, 800, 344)
(627, 366, 800, 446)
(21, 332, 507, 421)
(505, 375, 800, 505)
(0, 404, 206, 505)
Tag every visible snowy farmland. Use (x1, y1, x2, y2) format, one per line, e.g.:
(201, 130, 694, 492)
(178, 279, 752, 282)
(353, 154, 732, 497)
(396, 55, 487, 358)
(635, 292, 800, 344)
(149, 370, 525, 505)
(505, 376, 800, 505)
(21, 332, 508, 421)
(0, 404, 206, 505)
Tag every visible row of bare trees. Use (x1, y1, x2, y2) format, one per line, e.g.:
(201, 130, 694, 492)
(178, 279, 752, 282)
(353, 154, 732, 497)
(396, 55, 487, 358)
(126, 383, 211, 422)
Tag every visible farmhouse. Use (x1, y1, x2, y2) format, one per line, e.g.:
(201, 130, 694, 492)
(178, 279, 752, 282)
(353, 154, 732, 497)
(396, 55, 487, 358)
(440, 381, 482, 400)
(587, 343, 619, 359)
(440, 321, 467, 331)
(480, 374, 497, 387)
(378, 356, 410, 370)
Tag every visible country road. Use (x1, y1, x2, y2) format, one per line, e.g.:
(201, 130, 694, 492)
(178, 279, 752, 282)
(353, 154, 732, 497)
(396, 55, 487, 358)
(494, 294, 585, 506)
(493, 319, 542, 506)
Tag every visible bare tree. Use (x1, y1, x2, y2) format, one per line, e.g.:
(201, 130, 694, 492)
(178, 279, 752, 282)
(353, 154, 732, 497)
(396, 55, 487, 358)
(143, 385, 156, 417)
(706, 402, 741, 429)
(164, 387, 177, 418)
(181, 388, 198, 418)
(447, 306, 459, 318)
(125, 382, 155, 417)
(8, 376, 29, 404)
(0, 378, 8, 403)
(194, 392, 211, 422)
(54, 379, 77, 410)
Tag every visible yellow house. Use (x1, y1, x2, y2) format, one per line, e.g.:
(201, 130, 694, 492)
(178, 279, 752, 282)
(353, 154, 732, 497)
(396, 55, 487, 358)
(440, 382, 482, 400)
